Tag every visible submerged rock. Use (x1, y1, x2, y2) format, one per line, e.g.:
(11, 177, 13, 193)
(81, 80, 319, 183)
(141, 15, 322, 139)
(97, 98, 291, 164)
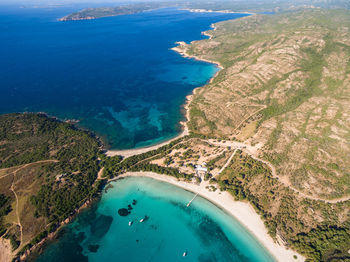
(90, 215, 113, 238)
(88, 244, 100, 253)
(118, 208, 130, 216)
(104, 184, 114, 193)
(132, 199, 137, 205)
(76, 232, 86, 243)
(150, 225, 158, 230)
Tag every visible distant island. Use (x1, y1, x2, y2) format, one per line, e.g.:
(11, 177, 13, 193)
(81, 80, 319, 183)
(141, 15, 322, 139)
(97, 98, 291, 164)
(58, 3, 168, 21)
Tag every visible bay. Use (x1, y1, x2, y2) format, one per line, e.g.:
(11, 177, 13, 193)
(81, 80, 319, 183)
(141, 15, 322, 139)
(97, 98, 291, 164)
(36, 177, 275, 262)
(0, 6, 248, 149)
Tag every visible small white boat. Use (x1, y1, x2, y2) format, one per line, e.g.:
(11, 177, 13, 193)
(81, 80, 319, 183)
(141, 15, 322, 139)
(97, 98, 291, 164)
(140, 218, 144, 223)
(183, 251, 187, 257)
(128, 221, 133, 226)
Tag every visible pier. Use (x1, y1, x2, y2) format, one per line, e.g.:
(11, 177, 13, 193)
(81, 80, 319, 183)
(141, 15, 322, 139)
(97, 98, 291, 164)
(186, 193, 199, 207)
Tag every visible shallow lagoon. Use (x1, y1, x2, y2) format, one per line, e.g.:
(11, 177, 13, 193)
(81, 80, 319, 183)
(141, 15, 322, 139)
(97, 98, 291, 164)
(36, 177, 275, 262)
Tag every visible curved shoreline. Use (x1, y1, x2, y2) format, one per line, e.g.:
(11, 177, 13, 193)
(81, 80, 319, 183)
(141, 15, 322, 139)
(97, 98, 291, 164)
(106, 94, 191, 158)
(180, 8, 256, 16)
(107, 16, 305, 262)
(106, 129, 187, 158)
(114, 172, 305, 262)
(106, 23, 221, 158)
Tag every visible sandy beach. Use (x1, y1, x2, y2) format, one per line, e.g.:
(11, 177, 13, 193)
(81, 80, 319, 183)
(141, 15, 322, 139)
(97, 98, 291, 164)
(0, 238, 12, 262)
(106, 22, 305, 262)
(180, 8, 256, 16)
(106, 94, 191, 158)
(116, 171, 305, 262)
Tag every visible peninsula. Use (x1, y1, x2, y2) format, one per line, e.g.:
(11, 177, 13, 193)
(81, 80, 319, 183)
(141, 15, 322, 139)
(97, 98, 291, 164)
(58, 2, 168, 21)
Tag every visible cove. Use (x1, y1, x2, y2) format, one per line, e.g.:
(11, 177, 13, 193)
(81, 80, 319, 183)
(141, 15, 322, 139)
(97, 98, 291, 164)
(35, 177, 275, 262)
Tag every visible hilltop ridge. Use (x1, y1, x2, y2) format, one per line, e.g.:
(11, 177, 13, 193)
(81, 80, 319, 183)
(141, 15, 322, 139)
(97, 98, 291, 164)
(171, 8, 350, 260)
(58, 2, 167, 21)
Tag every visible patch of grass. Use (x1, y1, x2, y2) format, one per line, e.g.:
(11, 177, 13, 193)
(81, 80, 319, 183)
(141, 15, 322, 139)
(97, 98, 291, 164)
(236, 120, 258, 141)
(189, 105, 217, 134)
(266, 119, 282, 150)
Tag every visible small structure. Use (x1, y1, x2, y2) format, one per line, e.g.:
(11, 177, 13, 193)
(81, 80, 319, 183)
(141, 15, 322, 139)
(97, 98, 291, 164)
(195, 164, 208, 178)
(186, 193, 199, 207)
(195, 165, 208, 173)
(55, 173, 68, 182)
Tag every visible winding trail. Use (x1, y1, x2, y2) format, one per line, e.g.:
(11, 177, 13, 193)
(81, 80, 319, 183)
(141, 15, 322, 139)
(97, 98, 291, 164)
(106, 132, 350, 203)
(10, 173, 22, 247)
(230, 105, 266, 135)
(204, 139, 350, 203)
(217, 148, 238, 176)
(167, 21, 350, 204)
(243, 150, 350, 204)
(0, 160, 59, 180)
(1, 159, 58, 250)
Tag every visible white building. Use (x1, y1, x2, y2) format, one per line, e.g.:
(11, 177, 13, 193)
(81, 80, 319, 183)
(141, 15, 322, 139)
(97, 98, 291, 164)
(195, 165, 208, 180)
(195, 165, 207, 172)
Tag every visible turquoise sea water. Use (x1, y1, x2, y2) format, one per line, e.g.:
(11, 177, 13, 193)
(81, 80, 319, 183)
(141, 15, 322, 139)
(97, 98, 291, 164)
(36, 177, 275, 262)
(1, 6, 276, 261)
(0, 6, 248, 149)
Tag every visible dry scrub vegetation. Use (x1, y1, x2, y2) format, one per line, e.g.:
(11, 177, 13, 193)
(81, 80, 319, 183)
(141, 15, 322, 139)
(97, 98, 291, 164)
(217, 150, 350, 261)
(0, 162, 51, 254)
(0, 113, 102, 260)
(171, 9, 350, 260)
(176, 9, 350, 200)
(150, 137, 231, 177)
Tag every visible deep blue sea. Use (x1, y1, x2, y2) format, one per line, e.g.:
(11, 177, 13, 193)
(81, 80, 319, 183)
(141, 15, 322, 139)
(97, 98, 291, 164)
(0, 6, 276, 262)
(0, 5, 248, 149)
(36, 177, 275, 262)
